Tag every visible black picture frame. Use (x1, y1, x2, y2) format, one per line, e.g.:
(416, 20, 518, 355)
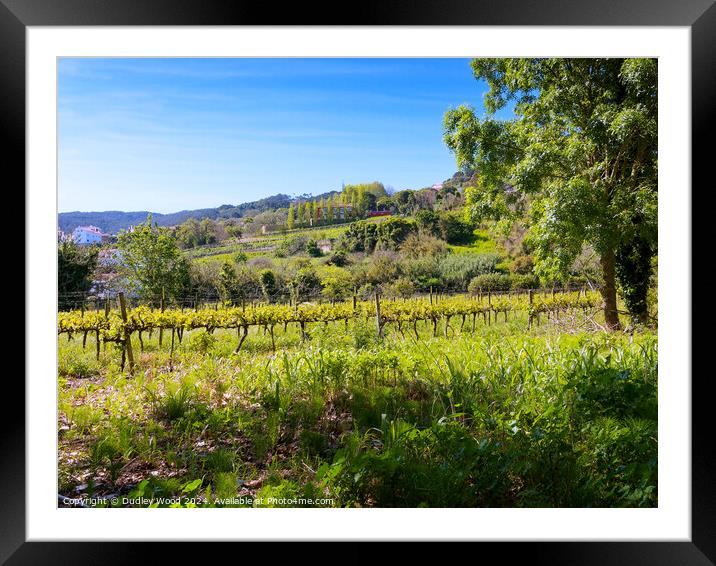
(7, 0, 711, 562)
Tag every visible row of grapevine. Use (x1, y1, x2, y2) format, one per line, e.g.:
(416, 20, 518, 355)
(58, 291, 601, 335)
(58, 290, 603, 370)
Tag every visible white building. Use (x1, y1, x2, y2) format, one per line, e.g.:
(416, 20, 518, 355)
(72, 225, 105, 245)
(317, 239, 332, 254)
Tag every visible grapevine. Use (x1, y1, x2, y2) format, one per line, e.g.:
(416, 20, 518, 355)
(59, 291, 603, 358)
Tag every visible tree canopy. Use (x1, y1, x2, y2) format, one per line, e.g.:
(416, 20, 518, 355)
(444, 58, 657, 327)
(116, 215, 190, 304)
(58, 240, 98, 310)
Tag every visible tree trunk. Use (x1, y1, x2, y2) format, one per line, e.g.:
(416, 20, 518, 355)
(615, 235, 653, 326)
(600, 249, 621, 330)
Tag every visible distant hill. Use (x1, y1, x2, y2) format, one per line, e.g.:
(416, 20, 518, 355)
(58, 178, 464, 235)
(58, 194, 297, 234)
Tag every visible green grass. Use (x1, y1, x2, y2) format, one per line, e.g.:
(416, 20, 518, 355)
(58, 311, 657, 508)
(185, 224, 355, 260)
(447, 229, 499, 255)
(186, 216, 397, 262)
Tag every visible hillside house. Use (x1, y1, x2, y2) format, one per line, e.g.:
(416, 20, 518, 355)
(72, 225, 105, 245)
(317, 239, 332, 254)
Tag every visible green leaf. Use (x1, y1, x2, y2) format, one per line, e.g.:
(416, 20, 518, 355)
(181, 478, 202, 494)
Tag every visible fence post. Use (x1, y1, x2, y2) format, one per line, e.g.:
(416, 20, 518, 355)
(118, 292, 134, 373)
(374, 289, 383, 338)
(159, 287, 165, 346)
(528, 289, 534, 330)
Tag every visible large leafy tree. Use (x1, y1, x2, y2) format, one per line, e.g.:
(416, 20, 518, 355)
(444, 58, 657, 328)
(58, 240, 98, 310)
(116, 215, 190, 305)
(218, 262, 241, 306)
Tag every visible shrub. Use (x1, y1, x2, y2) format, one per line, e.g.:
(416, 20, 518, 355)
(341, 218, 417, 254)
(438, 253, 501, 290)
(375, 217, 417, 251)
(325, 250, 349, 267)
(188, 261, 223, 301)
(399, 232, 448, 259)
(384, 277, 416, 299)
(401, 257, 442, 290)
(438, 212, 474, 244)
(340, 221, 378, 253)
(415, 209, 440, 237)
(365, 252, 402, 285)
(289, 267, 322, 302)
(259, 269, 278, 302)
(511, 254, 534, 274)
(568, 274, 590, 287)
(320, 266, 353, 301)
(468, 273, 512, 294)
(305, 239, 322, 257)
(511, 274, 540, 290)
(276, 235, 308, 257)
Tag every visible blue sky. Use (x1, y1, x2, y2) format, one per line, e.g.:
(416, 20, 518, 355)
(58, 58, 505, 213)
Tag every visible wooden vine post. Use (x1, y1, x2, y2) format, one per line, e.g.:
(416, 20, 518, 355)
(374, 289, 383, 338)
(118, 292, 134, 373)
(487, 290, 492, 325)
(158, 287, 165, 346)
(527, 289, 534, 330)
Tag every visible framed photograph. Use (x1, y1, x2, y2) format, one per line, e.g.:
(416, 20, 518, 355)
(9, 0, 711, 562)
